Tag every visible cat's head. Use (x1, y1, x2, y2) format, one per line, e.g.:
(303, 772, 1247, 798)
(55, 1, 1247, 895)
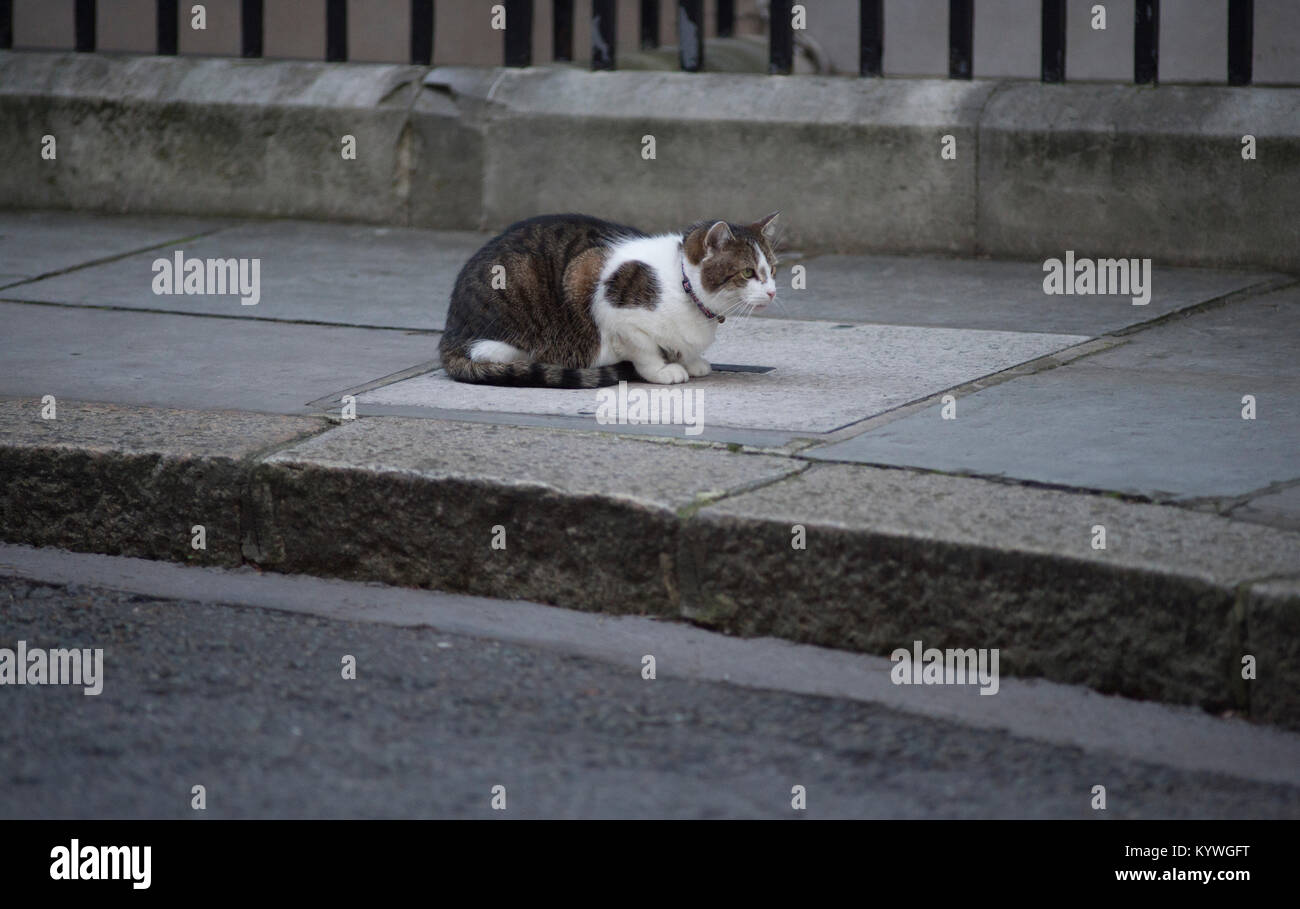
(683, 212, 780, 316)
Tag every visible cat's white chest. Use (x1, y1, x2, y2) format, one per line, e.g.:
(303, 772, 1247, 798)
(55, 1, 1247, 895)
(592, 234, 717, 367)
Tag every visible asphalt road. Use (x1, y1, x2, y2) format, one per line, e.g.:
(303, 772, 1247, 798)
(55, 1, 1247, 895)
(3, 575, 1298, 819)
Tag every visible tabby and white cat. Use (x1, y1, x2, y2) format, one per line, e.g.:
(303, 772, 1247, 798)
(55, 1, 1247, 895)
(439, 212, 780, 387)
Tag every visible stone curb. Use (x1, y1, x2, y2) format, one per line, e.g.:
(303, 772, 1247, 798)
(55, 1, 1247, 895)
(2, 400, 1297, 728)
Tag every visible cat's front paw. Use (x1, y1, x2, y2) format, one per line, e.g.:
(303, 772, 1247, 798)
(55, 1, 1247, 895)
(643, 362, 690, 384)
(684, 357, 712, 377)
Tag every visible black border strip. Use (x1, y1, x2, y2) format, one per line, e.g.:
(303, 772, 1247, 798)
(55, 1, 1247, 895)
(641, 0, 659, 49)
(948, 0, 972, 79)
(1227, 0, 1253, 85)
(74, 0, 95, 52)
(1041, 0, 1065, 82)
(156, 0, 177, 55)
(411, 0, 433, 65)
(325, 0, 346, 61)
(1134, 0, 1158, 84)
(504, 0, 532, 66)
(553, 0, 573, 61)
(592, 0, 616, 70)
(241, 0, 263, 57)
(769, 0, 792, 75)
(860, 0, 883, 76)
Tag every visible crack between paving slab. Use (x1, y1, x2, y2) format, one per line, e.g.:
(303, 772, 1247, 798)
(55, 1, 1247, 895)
(1238, 571, 1300, 588)
(1188, 476, 1300, 521)
(0, 297, 443, 334)
(675, 460, 813, 521)
(783, 455, 1169, 509)
(1105, 275, 1300, 338)
(0, 225, 236, 293)
(235, 419, 341, 569)
(305, 359, 443, 412)
(240, 420, 337, 466)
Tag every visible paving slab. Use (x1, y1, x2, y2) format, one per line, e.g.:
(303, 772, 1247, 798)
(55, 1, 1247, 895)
(0, 301, 439, 414)
(2, 219, 486, 330)
(0, 210, 229, 287)
(265, 418, 800, 509)
(358, 317, 1089, 435)
(807, 289, 1300, 508)
(0, 398, 322, 458)
(772, 253, 1280, 334)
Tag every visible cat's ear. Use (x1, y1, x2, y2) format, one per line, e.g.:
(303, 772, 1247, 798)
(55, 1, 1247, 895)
(705, 220, 734, 252)
(753, 211, 781, 242)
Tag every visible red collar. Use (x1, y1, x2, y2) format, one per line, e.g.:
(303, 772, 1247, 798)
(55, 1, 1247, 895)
(681, 256, 724, 323)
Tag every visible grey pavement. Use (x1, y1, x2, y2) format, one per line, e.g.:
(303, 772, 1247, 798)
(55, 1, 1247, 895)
(0, 301, 436, 415)
(809, 285, 1300, 506)
(0, 210, 230, 288)
(4, 218, 483, 330)
(0, 209, 1296, 528)
(768, 252, 1278, 335)
(2, 545, 1298, 819)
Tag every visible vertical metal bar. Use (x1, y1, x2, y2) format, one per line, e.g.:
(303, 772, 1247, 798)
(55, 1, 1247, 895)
(859, 0, 882, 76)
(411, 0, 433, 64)
(0, 0, 10, 50)
(75, 0, 96, 52)
(1134, 0, 1158, 84)
(769, 0, 792, 74)
(504, 0, 532, 66)
(1228, 0, 1253, 85)
(948, 0, 972, 79)
(592, 0, 616, 70)
(641, 0, 659, 48)
(1041, 0, 1065, 82)
(326, 0, 347, 61)
(553, 0, 573, 61)
(157, 0, 178, 54)
(679, 0, 703, 71)
(241, 0, 263, 57)
(717, 0, 734, 37)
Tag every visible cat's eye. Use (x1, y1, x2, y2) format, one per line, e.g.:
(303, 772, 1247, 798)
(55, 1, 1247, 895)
(742, 268, 756, 279)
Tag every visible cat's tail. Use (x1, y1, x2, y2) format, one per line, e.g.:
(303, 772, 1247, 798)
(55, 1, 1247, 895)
(441, 350, 639, 389)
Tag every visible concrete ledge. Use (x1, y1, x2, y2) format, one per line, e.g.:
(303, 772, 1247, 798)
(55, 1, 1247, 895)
(978, 82, 1300, 272)
(3, 52, 1297, 268)
(0, 52, 481, 228)
(447, 66, 993, 255)
(2, 400, 1298, 728)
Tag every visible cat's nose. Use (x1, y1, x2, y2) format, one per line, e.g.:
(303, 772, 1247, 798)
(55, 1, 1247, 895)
(766, 290, 776, 300)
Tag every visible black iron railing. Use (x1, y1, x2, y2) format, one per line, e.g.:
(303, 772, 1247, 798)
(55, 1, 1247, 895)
(0, 0, 1260, 86)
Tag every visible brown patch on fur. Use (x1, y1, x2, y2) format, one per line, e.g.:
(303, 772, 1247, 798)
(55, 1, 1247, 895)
(605, 260, 660, 308)
(682, 220, 777, 295)
(563, 248, 605, 313)
(683, 229, 708, 266)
